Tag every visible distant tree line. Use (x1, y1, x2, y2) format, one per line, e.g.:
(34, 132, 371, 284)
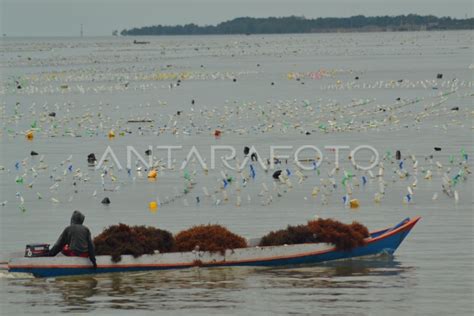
(120, 15, 474, 36)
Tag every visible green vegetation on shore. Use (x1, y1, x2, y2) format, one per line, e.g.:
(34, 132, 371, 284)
(120, 15, 473, 36)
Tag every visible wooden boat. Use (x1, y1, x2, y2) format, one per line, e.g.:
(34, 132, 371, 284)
(8, 217, 420, 278)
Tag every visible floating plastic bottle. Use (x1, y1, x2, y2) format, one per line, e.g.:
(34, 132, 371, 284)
(342, 195, 348, 205)
(183, 170, 191, 180)
(250, 164, 256, 179)
(404, 194, 412, 204)
(461, 148, 468, 161)
(424, 170, 432, 180)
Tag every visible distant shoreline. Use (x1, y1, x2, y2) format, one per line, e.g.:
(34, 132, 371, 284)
(1, 29, 471, 39)
(119, 15, 474, 36)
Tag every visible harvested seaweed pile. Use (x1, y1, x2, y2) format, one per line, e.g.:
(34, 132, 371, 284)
(259, 218, 369, 251)
(259, 224, 317, 246)
(174, 224, 247, 254)
(94, 224, 174, 262)
(93, 219, 368, 261)
(307, 218, 369, 250)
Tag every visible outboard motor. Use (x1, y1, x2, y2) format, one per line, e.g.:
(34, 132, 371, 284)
(25, 244, 50, 257)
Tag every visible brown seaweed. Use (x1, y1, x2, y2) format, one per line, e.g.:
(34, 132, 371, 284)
(259, 218, 369, 251)
(93, 219, 369, 262)
(94, 224, 174, 262)
(174, 224, 247, 254)
(259, 224, 317, 246)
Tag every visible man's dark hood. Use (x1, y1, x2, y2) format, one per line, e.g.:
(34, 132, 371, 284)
(70, 210, 85, 225)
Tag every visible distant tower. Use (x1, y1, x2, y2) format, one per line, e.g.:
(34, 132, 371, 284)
(80, 24, 83, 37)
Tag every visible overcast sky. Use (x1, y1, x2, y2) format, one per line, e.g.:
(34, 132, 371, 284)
(1, 0, 472, 37)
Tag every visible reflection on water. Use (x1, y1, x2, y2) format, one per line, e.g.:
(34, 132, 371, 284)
(1, 257, 417, 314)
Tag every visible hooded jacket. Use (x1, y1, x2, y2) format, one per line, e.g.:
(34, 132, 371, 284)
(49, 211, 96, 264)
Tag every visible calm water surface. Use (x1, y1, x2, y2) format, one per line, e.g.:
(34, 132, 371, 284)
(0, 32, 473, 315)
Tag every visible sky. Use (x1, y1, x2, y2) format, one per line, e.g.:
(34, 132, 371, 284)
(1, 0, 472, 37)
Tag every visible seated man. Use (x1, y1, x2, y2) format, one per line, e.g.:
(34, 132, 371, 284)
(49, 210, 97, 269)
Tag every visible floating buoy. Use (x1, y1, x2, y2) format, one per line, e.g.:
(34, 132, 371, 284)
(272, 170, 282, 179)
(87, 153, 96, 164)
(349, 199, 359, 209)
(149, 201, 158, 211)
(26, 131, 34, 140)
(148, 169, 157, 179)
(396, 150, 401, 160)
